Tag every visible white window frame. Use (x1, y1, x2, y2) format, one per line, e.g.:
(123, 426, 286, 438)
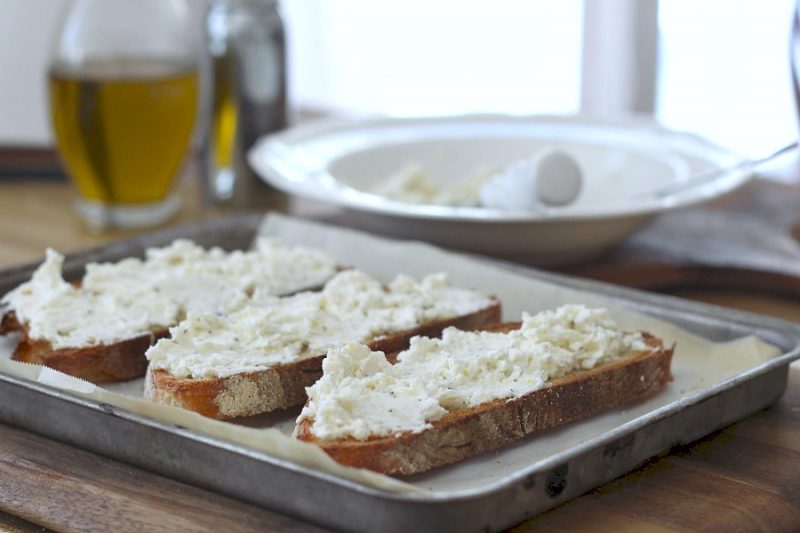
(580, 0, 659, 115)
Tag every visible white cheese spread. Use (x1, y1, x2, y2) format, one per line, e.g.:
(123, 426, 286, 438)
(298, 305, 650, 441)
(373, 164, 494, 206)
(0, 239, 338, 349)
(1, 249, 178, 348)
(145, 270, 495, 379)
(372, 147, 582, 210)
(83, 238, 338, 309)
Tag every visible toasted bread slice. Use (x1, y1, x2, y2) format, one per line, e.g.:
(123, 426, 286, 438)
(0, 272, 331, 383)
(16, 327, 169, 382)
(295, 324, 673, 475)
(144, 302, 502, 419)
(3, 311, 167, 382)
(1, 240, 340, 382)
(0, 310, 21, 335)
(0, 276, 333, 383)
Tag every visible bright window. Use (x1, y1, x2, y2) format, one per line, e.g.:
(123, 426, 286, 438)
(282, 0, 584, 117)
(1, 0, 797, 158)
(656, 0, 797, 157)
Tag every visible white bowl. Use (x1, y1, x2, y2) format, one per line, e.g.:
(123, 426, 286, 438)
(249, 114, 751, 263)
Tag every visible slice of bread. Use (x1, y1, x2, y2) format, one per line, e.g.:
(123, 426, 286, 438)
(144, 301, 502, 419)
(0, 239, 340, 382)
(295, 322, 673, 475)
(2, 310, 171, 382)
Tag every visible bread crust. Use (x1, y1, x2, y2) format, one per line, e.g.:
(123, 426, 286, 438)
(2, 311, 168, 382)
(0, 311, 21, 335)
(295, 331, 673, 475)
(144, 301, 502, 419)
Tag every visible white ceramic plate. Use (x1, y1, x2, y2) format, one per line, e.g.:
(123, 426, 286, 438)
(249, 114, 751, 263)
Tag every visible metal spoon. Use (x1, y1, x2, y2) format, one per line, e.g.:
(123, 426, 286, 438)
(644, 141, 798, 200)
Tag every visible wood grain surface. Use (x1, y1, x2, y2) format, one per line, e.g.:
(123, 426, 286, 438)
(0, 178, 224, 267)
(0, 422, 325, 533)
(1, 176, 799, 531)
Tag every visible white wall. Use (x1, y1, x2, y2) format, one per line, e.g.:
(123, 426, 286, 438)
(0, 0, 207, 147)
(0, 0, 67, 145)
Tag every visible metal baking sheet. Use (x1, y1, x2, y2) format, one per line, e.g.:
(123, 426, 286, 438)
(1, 214, 799, 533)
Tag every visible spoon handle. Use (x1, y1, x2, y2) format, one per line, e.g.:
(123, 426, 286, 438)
(646, 141, 799, 200)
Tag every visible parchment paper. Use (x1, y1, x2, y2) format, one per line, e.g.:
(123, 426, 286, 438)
(0, 213, 782, 494)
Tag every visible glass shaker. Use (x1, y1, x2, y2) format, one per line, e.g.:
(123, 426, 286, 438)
(49, 0, 199, 230)
(203, 0, 288, 209)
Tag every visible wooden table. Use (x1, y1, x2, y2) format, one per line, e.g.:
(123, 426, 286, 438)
(0, 177, 799, 532)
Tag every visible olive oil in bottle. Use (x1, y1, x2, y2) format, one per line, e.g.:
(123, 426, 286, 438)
(209, 53, 238, 188)
(49, 59, 199, 205)
(204, 0, 288, 208)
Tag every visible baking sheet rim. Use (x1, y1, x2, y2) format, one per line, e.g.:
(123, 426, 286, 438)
(1, 234, 798, 502)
